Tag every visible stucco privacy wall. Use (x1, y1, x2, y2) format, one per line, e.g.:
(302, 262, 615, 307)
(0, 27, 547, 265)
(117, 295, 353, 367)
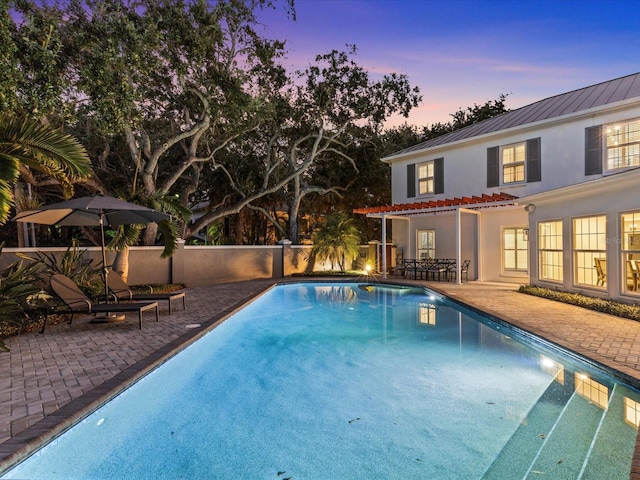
(0, 243, 344, 286)
(526, 177, 640, 303)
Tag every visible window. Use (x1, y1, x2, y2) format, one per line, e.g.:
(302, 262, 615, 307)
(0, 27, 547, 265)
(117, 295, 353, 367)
(624, 396, 640, 428)
(502, 143, 526, 184)
(417, 230, 435, 259)
(417, 161, 434, 195)
(503, 227, 528, 271)
(573, 215, 606, 287)
(539, 221, 563, 282)
(575, 373, 608, 410)
(606, 120, 640, 170)
(487, 138, 540, 187)
(407, 158, 443, 198)
(621, 212, 640, 294)
(418, 303, 436, 326)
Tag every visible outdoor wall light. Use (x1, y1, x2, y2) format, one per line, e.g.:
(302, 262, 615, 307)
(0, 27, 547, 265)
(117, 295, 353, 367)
(523, 228, 529, 241)
(524, 204, 536, 213)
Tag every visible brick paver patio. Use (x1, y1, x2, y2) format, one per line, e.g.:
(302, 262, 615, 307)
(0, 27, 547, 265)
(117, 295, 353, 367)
(1, 277, 640, 477)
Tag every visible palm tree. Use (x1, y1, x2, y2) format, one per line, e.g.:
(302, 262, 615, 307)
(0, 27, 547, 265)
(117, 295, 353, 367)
(0, 115, 92, 224)
(311, 214, 361, 272)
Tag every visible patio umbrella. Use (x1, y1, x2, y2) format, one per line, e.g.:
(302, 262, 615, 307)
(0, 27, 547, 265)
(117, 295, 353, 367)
(13, 194, 170, 301)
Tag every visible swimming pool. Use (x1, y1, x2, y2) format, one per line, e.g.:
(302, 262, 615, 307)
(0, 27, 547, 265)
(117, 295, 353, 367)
(2, 282, 639, 479)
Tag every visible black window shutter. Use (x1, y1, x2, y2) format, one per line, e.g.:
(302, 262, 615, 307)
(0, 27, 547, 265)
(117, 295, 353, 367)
(487, 147, 499, 187)
(526, 137, 541, 182)
(434, 158, 444, 194)
(585, 125, 603, 175)
(407, 164, 415, 198)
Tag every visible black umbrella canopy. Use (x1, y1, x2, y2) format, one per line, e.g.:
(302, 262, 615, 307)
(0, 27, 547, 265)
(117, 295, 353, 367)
(13, 194, 170, 302)
(12, 194, 169, 226)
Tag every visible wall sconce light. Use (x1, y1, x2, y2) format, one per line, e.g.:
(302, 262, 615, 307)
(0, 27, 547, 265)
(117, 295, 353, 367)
(524, 204, 536, 213)
(523, 228, 529, 241)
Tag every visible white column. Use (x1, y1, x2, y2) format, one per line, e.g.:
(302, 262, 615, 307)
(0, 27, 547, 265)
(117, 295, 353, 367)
(381, 214, 387, 278)
(456, 208, 462, 284)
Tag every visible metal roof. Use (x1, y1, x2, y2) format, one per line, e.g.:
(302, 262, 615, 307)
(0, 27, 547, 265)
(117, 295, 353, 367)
(389, 72, 640, 158)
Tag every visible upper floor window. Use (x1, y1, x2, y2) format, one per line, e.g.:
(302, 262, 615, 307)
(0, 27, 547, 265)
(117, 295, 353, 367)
(605, 120, 640, 170)
(407, 158, 444, 198)
(487, 138, 540, 188)
(502, 143, 526, 184)
(417, 161, 435, 195)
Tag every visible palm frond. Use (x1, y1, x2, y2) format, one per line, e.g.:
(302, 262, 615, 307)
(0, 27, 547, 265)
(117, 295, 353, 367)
(157, 219, 180, 258)
(0, 115, 92, 181)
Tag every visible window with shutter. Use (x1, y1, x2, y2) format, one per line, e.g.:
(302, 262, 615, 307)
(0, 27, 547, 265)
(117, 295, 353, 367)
(434, 158, 444, 194)
(407, 164, 415, 198)
(502, 142, 526, 184)
(585, 125, 603, 175)
(526, 138, 541, 183)
(487, 146, 499, 187)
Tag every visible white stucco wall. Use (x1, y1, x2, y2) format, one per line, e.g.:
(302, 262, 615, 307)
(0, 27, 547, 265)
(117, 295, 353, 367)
(525, 171, 640, 302)
(388, 99, 640, 205)
(478, 207, 529, 283)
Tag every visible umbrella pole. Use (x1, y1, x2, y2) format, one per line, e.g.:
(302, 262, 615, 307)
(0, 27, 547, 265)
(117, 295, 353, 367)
(93, 213, 124, 322)
(100, 213, 109, 302)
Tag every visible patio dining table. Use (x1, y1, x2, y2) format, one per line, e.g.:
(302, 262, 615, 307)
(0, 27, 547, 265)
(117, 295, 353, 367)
(400, 259, 456, 281)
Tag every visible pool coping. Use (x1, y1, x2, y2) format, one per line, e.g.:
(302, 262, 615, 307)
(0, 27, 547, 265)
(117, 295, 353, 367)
(2, 278, 640, 479)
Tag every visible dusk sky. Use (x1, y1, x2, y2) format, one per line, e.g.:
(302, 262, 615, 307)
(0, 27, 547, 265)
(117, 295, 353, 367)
(258, 0, 640, 127)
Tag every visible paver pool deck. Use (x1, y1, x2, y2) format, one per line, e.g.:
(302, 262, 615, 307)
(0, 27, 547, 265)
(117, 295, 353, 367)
(2, 277, 640, 477)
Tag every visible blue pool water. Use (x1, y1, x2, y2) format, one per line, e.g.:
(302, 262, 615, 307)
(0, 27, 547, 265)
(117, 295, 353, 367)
(3, 282, 640, 479)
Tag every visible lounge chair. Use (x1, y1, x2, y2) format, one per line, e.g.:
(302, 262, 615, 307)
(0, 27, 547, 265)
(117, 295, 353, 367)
(107, 272, 186, 314)
(47, 274, 159, 332)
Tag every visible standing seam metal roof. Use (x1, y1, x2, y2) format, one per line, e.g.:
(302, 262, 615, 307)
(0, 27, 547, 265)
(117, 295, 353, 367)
(389, 72, 640, 157)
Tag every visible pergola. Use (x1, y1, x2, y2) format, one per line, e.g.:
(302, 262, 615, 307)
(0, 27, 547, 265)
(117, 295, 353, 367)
(354, 192, 519, 284)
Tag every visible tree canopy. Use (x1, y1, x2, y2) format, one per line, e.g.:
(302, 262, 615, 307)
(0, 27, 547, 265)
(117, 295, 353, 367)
(1, 0, 510, 248)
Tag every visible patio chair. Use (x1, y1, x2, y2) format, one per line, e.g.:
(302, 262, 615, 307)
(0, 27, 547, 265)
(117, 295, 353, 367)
(107, 271, 186, 315)
(448, 260, 471, 282)
(594, 258, 606, 286)
(426, 259, 447, 281)
(627, 259, 639, 291)
(47, 274, 159, 332)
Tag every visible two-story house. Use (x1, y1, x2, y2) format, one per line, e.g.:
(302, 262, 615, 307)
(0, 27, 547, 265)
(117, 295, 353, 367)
(355, 72, 640, 303)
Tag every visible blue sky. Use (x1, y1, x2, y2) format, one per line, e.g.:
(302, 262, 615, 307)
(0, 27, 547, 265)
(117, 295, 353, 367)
(258, 0, 640, 127)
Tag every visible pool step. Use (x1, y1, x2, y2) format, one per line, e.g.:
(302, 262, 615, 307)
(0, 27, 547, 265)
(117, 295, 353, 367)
(522, 383, 606, 479)
(481, 378, 572, 480)
(579, 384, 640, 480)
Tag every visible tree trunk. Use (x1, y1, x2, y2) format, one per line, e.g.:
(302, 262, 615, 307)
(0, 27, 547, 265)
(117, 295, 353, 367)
(112, 245, 130, 282)
(289, 206, 299, 245)
(142, 223, 158, 246)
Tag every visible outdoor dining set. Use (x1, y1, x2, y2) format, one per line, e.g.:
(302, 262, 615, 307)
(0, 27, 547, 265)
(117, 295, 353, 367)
(391, 258, 471, 282)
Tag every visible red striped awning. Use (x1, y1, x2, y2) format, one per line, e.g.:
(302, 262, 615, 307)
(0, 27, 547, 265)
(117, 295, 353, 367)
(353, 192, 518, 215)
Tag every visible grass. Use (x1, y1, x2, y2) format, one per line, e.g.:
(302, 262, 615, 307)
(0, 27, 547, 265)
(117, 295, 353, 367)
(519, 285, 640, 321)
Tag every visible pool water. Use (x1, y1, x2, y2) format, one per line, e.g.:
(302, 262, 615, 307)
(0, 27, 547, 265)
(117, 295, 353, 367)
(3, 282, 640, 479)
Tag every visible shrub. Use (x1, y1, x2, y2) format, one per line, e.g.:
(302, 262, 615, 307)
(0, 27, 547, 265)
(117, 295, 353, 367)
(18, 239, 103, 296)
(0, 243, 45, 350)
(518, 285, 640, 321)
